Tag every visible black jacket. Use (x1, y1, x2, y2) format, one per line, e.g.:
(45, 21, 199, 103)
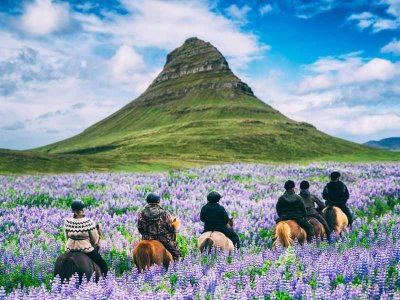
(322, 181, 349, 206)
(276, 190, 307, 219)
(200, 202, 229, 232)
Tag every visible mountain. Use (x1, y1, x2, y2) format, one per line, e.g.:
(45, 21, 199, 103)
(1, 37, 399, 173)
(365, 137, 400, 151)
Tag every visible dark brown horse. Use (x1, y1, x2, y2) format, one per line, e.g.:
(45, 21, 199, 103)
(54, 224, 103, 283)
(54, 251, 101, 283)
(132, 216, 180, 273)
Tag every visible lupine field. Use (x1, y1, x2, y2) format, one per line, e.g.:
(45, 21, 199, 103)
(1, 163, 400, 299)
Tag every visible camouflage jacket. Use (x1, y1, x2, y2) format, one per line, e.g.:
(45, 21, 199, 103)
(137, 204, 176, 242)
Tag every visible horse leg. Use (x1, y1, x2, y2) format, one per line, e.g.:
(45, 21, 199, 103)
(163, 250, 173, 270)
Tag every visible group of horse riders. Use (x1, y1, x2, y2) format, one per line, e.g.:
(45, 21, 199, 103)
(61, 171, 353, 278)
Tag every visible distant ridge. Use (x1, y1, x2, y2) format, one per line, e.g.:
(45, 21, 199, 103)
(365, 137, 400, 151)
(1, 37, 399, 173)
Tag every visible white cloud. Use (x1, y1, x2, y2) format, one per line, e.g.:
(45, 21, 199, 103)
(20, 0, 71, 36)
(108, 45, 146, 82)
(381, 38, 400, 55)
(299, 54, 398, 92)
(75, 0, 268, 69)
(226, 4, 252, 24)
(248, 51, 400, 142)
(345, 113, 400, 135)
(1, 0, 270, 149)
(260, 4, 273, 15)
(347, 1, 400, 32)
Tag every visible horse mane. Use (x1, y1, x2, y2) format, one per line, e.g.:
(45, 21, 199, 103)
(58, 257, 77, 283)
(273, 222, 293, 248)
(171, 217, 180, 230)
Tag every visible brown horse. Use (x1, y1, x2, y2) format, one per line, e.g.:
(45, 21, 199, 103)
(132, 217, 180, 273)
(323, 206, 348, 235)
(54, 224, 103, 283)
(307, 217, 326, 240)
(198, 218, 234, 254)
(273, 220, 306, 247)
(133, 240, 173, 273)
(273, 217, 326, 247)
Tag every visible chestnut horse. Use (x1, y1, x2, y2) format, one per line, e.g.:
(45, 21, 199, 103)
(273, 220, 306, 248)
(273, 217, 325, 247)
(133, 217, 180, 273)
(198, 218, 234, 254)
(307, 217, 325, 240)
(54, 224, 102, 283)
(322, 206, 348, 235)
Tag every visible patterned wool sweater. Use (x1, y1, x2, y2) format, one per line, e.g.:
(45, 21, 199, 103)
(64, 217, 100, 253)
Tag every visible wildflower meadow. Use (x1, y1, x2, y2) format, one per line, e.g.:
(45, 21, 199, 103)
(1, 163, 400, 299)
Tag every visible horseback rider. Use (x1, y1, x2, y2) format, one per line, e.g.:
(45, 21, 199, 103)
(323, 171, 353, 226)
(200, 191, 241, 249)
(299, 180, 332, 236)
(276, 180, 314, 241)
(64, 200, 108, 277)
(137, 193, 181, 261)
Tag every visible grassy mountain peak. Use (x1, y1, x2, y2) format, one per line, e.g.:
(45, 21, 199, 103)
(5, 37, 397, 173)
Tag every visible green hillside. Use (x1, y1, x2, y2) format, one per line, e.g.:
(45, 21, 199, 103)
(1, 37, 399, 174)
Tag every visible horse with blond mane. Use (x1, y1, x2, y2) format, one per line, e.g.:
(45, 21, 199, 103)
(273, 217, 325, 247)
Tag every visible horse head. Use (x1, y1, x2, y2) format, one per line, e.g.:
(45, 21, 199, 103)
(96, 224, 102, 237)
(228, 217, 234, 229)
(170, 216, 180, 230)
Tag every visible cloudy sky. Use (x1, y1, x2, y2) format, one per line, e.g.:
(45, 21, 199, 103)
(0, 0, 399, 150)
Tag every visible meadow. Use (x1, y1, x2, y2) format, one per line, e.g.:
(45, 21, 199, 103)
(0, 163, 400, 299)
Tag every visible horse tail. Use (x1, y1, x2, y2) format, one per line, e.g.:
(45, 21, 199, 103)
(59, 257, 77, 282)
(323, 206, 337, 229)
(273, 222, 292, 247)
(199, 238, 214, 254)
(134, 242, 152, 273)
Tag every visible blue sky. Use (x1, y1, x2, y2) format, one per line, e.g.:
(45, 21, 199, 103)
(0, 0, 399, 150)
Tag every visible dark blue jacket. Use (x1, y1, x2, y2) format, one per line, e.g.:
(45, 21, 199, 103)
(200, 202, 229, 232)
(322, 181, 349, 206)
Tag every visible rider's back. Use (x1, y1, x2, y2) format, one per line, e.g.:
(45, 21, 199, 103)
(276, 191, 306, 219)
(200, 202, 229, 232)
(64, 217, 99, 253)
(138, 204, 174, 240)
(323, 181, 349, 205)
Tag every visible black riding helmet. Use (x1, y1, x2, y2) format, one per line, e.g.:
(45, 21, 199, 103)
(207, 191, 222, 203)
(300, 181, 310, 190)
(330, 171, 341, 180)
(284, 180, 295, 190)
(71, 200, 85, 211)
(146, 193, 160, 204)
